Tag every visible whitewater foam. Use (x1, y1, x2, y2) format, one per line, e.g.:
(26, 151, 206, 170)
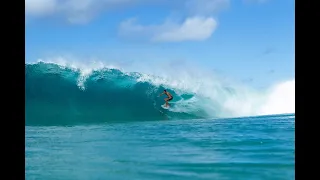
(258, 80, 295, 115)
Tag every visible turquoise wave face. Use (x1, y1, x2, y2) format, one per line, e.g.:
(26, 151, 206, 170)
(26, 62, 212, 126)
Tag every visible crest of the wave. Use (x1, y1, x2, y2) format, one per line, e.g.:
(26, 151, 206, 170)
(35, 57, 120, 90)
(32, 58, 294, 117)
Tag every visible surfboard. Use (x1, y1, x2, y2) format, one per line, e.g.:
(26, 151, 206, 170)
(161, 104, 169, 109)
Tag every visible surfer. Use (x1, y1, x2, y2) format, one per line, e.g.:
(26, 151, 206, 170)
(159, 89, 173, 107)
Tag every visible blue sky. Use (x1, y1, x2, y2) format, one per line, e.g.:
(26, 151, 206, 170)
(25, 0, 294, 88)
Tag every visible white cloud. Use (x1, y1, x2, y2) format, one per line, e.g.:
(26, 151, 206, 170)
(25, 0, 57, 17)
(153, 17, 218, 42)
(25, 0, 140, 24)
(119, 16, 217, 42)
(119, 0, 227, 42)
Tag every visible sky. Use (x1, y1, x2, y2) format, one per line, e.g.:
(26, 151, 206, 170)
(25, 0, 295, 89)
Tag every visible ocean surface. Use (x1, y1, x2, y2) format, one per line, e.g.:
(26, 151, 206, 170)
(25, 62, 295, 179)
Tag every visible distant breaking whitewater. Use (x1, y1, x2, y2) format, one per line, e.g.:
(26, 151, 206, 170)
(25, 61, 295, 126)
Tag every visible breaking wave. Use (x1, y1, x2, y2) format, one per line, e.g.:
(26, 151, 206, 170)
(25, 61, 294, 126)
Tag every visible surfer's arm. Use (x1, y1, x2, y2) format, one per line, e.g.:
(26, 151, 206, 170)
(159, 92, 164, 97)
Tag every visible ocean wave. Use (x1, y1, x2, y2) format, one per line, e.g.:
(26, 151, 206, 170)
(25, 61, 295, 126)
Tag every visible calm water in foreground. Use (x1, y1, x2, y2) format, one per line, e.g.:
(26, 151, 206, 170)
(26, 114, 295, 180)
